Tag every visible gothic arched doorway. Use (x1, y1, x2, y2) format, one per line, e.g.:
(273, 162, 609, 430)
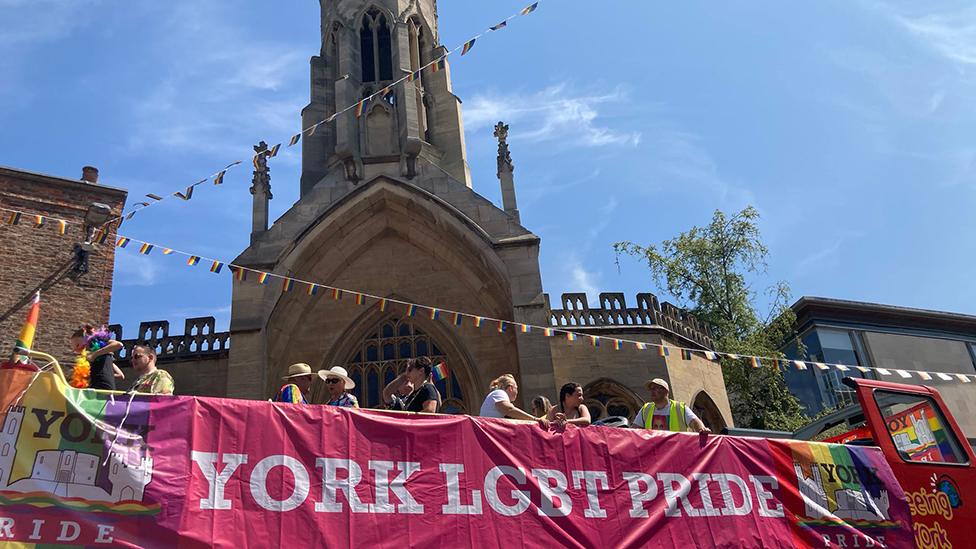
(336, 316, 469, 413)
(582, 378, 642, 421)
(692, 391, 727, 431)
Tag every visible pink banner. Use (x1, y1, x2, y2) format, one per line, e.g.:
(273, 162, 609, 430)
(0, 370, 913, 547)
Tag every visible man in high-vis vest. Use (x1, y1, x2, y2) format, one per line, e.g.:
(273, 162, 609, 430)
(631, 378, 711, 434)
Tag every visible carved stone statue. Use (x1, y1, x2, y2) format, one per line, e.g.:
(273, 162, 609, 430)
(494, 121, 513, 176)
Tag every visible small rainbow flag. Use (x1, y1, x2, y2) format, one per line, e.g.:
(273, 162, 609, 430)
(490, 20, 508, 31)
(432, 362, 449, 382)
(213, 170, 226, 185)
(520, 324, 530, 333)
(727, 353, 740, 360)
(542, 328, 553, 337)
(146, 193, 163, 201)
(267, 143, 281, 158)
(793, 360, 808, 370)
(282, 279, 294, 292)
(355, 99, 368, 117)
(57, 220, 67, 235)
(355, 294, 366, 305)
(589, 335, 600, 347)
(232, 267, 247, 281)
(566, 332, 577, 342)
(33, 215, 44, 227)
(612, 339, 622, 351)
(378, 298, 388, 312)
(162, 248, 174, 255)
(429, 308, 440, 320)
(658, 346, 670, 357)
(520, 2, 539, 15)
(331, 288, 342, 301)
(704, 351, 718, 361)
(452, 312, 462, 326)
(138, 243, 153, 255)
(407, 304, 418, 317)
(288, 133, 301, 147)
(116, 237, 130, 248)
(258, 272, 270, 285)
(174, 186, 194, 200)
(307, 283, 318, 296)
(497, 321, 507, 333)
(636, 342, 647, 351)
(815, 362, 830, 371)
(210, 261, 223, 274)
(431, 57, 446, 72)
(681, 349, 693, 360)
(407, 70, 421, 82)
(750, 357, 761, 368)
(918, 371, 932, 381)
(187, 256, 200, 266)
(473, 316, 484, 328)
(461, 38, 476, 55)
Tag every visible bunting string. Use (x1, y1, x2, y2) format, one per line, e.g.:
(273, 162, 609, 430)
(0, 206, 69, 235)
(109, 232, 976, 385)
(94, 2, 547, 230)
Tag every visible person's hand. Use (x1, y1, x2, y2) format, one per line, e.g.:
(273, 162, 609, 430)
(551, 412, 567, 427)
(537, 417, 550, 429)
(114, 370, 125, 380)
(698, 426, 711, 435)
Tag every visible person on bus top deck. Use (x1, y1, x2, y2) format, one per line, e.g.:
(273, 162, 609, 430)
(70, 324, 124, 391)
(479, 374, 554, 428)
(274, 363, 318, 404)
(547, 382, 591, 427)
(530, 395, 552, 419)
(382, 357, 439, 413)
(318, 366, 359, 408)
(128, 344, 175, 395)
(631, 378, 710, 434)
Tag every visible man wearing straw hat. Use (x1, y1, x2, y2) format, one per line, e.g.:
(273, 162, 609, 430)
(631, 378, 710, 434)
(319, 366, 359, 408)
(274, 363, 317, 404)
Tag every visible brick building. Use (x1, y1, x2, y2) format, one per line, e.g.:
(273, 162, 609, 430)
(0, 165, 127, 366)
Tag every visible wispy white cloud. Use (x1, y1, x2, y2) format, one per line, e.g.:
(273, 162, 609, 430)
(569, 257, 601, 305)
(890, 4, 976, 65)
(115, 254, 158, 287)
(464, 83, 642, 149)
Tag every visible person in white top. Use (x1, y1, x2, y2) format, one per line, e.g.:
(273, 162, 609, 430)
(479, 374, 555, 428)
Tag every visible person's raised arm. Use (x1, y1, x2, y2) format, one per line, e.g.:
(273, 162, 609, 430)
(89, 339, 122, 359)
(420, 399, 438, 413)
(382, 373, 407, 405)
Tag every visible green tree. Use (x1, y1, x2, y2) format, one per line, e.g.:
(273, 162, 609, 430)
(614, 206, 806, 430)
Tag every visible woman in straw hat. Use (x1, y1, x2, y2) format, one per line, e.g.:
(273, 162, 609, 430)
(273, 363, 316, 404)
(319, 366, 359, 408)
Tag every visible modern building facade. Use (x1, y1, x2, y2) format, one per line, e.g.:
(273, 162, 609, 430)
(783, 296, 976, 436)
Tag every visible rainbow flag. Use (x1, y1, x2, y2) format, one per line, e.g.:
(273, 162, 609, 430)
(289, 133, 301, 147)
(282, 279, 294, 293)
(635, 342, 647, 350)
(258, 272, 270, 285)
(355, 99, 368, 117)
(490, 21, 508, 31)
(681, 349, 693, 360)
(473, 316, 483, 328)
(138, 243, 153, 255)
(431, 57, 446, 72)
(432, 362, 449, 382)
(520, 2, 539, 15)
(307, 283, 319, 296)
(497, 321, 507, 334)
(452, 312, 462, 326)
(704, 351, 718, 361)
(232, 267, 247, 282)
(355, 294, 366, 306)
(750, 357, 761, 368)
(542, 328, 553, 337)
(566, 332, 577, 342)
(267, 143, 281, 158)
(213, 170, 226, 185)
(57, 220, 67, 234)
(429, 308, 440, 320)
(187, 256, 200, 266)
(34, 215, 45, 227)
(209, 261, 223, 274)
(331, 288, 342, 301)
(589, 335, 600, 347)
(378, 298, 388, 312)
(612, 339, 622, 351)
(274, 384, 307, 404)
(162, 248, 174, 255)
(12, 292, 40, 357)
(407, 304, 418, 317)
(658, 346, 670, 357)
(116, 237, 130, 248)
(461, 38, 476, 55)
(7, 211, 21, 225)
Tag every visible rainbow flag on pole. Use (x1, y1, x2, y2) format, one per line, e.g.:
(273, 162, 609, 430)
(11, 291, 40, 359)
(432, 362, 449, 382)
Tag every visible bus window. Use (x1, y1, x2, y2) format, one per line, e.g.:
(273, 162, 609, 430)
(873, 390, 968, 465)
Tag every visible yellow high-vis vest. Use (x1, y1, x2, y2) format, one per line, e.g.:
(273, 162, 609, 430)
(640, 400, 688, 432)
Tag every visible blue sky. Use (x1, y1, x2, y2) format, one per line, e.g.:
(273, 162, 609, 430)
(2, 0, 975, 337)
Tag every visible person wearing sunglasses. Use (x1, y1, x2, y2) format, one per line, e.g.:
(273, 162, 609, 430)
(382, 357, 439, 413)
(318, 366, 359, 408)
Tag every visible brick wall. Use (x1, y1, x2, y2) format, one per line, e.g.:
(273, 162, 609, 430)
(0, 166, 127, 367)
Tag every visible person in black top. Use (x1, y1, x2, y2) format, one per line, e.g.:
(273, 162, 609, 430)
(70, 324, 124, 391)
(382, 357, 439, 413)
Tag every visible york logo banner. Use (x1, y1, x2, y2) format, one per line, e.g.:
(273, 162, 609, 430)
(0, 370, 913, 548)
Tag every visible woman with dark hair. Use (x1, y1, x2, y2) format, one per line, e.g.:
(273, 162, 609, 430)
(382, 357, 439, 413)
(69, 324, 123, 390)
(548, 382, 591, 427)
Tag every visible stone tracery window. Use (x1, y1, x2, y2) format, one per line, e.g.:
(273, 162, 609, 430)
(360, 9, 393, 83)
(582, 378, 642, 420)
(345, 317, 467, 413)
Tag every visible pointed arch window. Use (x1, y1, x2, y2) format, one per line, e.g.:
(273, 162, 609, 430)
(343, 317, 466, 413)
(360, 9, 393, 83)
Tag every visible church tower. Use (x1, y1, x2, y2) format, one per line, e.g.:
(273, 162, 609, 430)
(300, 0, 471, 195)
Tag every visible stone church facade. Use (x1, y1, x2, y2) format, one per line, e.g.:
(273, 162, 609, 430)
(112, 0, 733, 429)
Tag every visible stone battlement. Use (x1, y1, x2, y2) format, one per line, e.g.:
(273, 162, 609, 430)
(108, 317, 229, 364)
(546, 292, 714, 349)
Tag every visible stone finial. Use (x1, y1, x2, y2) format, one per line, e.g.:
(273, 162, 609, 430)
(493, 121, 513, 176)
(250, 141, 272, 241)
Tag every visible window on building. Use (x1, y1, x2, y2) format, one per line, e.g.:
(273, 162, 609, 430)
(345, 317, 466, 413)
(811, 328, 871, 408)
(874, 390, 968, 465)
(360, 9, 393, 83)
